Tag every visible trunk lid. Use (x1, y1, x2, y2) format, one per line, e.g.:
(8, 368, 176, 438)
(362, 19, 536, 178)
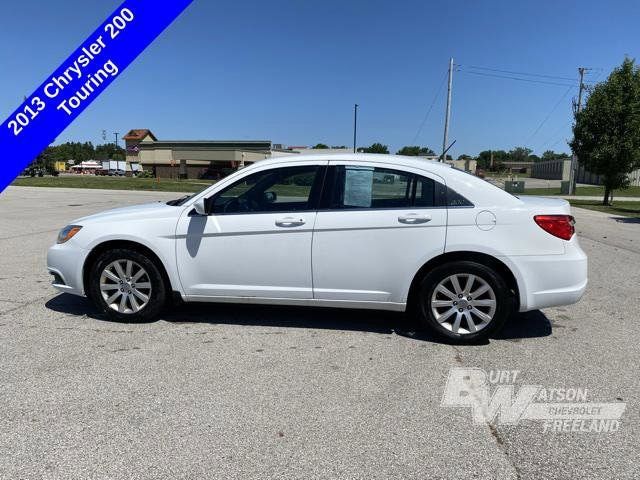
(517, 195, 571, 215)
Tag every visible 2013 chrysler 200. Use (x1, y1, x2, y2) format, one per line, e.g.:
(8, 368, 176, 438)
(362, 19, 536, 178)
(47, 154, 587, 343)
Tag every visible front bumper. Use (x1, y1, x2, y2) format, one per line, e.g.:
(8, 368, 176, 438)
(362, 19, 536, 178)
(47, 243, 89, 297)
(509, 240, 588, 312)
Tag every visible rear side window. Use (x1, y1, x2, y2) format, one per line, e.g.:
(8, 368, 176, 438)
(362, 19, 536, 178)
(329, 166, 413, 209)
(324, 166, 473, 209)
(414, 176, 437, 207)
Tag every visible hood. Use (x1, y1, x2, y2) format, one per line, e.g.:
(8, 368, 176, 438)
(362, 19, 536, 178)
(72, 201, 184, 224)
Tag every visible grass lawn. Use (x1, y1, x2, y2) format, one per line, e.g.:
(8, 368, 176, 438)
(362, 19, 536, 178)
(569, 200, 640, 217)
(487, 172, 532, 179)
(12, 175, 215, 193)
(521, 185, 640, 197)
(11, 175, 315, 197)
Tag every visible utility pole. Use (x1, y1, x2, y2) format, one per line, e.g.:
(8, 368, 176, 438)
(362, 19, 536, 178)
(114, 132, 119, 149)
(353, 104, 359, 153)
(568, 67, 586, 194)
(441, 57, 454, 162)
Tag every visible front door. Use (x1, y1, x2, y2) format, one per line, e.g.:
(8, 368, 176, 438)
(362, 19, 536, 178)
(176, 163, 325, 299)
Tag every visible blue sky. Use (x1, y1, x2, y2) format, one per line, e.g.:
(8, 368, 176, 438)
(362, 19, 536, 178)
(1, 0, 638, 157)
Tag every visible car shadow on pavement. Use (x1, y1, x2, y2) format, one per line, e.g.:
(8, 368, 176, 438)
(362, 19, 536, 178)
(612, 216, 640, 223)
(45, 293, 552, 344)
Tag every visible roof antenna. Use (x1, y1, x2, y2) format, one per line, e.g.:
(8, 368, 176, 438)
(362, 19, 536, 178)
(440, 139, 456, 162)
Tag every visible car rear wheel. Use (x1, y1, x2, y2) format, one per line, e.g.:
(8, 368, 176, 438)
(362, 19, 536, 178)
(416, 261, 513, 343)
(88, 248, 166, 322)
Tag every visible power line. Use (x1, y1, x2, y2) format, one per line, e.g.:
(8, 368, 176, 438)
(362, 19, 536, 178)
(411, 71, 448, 145)
(549, 137, 567, 149)
(540, 69, 602, 153)
(459, 70, 578, 87)
(538, 120, 573, 151)
(459, 64, 577, 82)
(525, 85, 576, 145)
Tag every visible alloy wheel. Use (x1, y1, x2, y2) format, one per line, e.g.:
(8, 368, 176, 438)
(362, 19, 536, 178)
(430, 273, 497, 334)
(99, 259, 152, 314)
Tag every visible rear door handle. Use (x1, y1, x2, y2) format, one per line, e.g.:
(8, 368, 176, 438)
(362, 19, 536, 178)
(275, 217, 306, 228)
(398, 214, 432, 224)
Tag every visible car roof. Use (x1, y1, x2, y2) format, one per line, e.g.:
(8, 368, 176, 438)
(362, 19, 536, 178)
(258, 153, 452, 172)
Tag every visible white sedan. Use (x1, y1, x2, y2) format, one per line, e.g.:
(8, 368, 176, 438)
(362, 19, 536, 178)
(47, 154, 587, 343)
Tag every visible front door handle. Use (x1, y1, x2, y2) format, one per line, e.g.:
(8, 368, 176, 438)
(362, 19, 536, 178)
(398, 214, 432, 225)
(275, 217, 306, 228)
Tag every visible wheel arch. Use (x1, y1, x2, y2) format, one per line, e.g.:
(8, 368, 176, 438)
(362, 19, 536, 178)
(406, 251, 521, 312)
(82, 240, 174, 300)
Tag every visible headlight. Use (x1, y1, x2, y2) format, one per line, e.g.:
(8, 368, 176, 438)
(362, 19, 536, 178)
(57, 225, 82, 244)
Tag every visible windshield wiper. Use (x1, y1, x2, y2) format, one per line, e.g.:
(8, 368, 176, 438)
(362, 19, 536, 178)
(166, 195, 191, 206)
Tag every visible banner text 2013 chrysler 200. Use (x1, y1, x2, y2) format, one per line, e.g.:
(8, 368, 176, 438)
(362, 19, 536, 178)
(48, 154, 587, 343)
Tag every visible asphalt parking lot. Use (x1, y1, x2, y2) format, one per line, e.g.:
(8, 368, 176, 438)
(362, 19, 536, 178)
(0, 186, 638, 480)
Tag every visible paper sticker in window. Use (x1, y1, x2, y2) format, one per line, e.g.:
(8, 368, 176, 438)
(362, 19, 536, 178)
(344, 166, 373, 207)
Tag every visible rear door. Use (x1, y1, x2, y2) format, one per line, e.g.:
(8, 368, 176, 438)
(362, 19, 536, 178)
(311, 162, 447, 304)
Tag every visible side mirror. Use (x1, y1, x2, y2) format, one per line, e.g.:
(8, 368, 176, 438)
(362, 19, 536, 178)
(264, 191, 277, 203)
(193, 198, 208, 216)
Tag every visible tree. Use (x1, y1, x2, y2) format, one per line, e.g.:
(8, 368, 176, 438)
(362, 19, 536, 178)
(542, 150, 570, 162)
(477, 151, 491, 169)
(396, 146, 436, 156)
(508, 147, 533, 162)
(361, 143, 389, 154)
(457, 154, 472, 161)
(312, 143, 329, 149)
(477, 150, 509, 170)
(95, 143, 125, 160)
(570, 58, 640, 204)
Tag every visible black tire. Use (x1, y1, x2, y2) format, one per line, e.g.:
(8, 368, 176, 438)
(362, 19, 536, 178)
(415, 261, 513, 343)
(88, 248, 167, 322)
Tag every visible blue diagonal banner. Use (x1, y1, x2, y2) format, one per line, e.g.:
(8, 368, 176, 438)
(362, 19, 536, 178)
(0, 0, 194, 192)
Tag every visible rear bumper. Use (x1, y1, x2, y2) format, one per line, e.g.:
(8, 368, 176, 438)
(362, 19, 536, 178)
(508, 240, 588, 312)
(47, 243, 89, 297)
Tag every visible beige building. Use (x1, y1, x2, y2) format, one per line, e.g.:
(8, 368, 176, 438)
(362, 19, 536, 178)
(124, 129, 157, 166)
(445, 158, 477, 172)
(124, 129, 273, 179)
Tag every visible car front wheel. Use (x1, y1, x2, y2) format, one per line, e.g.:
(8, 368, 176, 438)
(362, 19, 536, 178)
(88, 248, 166, 322)
(416, 261, 513, 343)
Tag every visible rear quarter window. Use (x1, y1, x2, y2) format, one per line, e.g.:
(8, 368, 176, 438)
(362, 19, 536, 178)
(429, 176, 474, 207)
(445, 186, 474, 207)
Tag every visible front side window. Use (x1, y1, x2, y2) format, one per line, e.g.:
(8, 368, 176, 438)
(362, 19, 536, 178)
(210, 165, 321, 214)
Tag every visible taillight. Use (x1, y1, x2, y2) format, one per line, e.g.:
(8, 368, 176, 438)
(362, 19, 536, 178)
(534, 215, 575, 240)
